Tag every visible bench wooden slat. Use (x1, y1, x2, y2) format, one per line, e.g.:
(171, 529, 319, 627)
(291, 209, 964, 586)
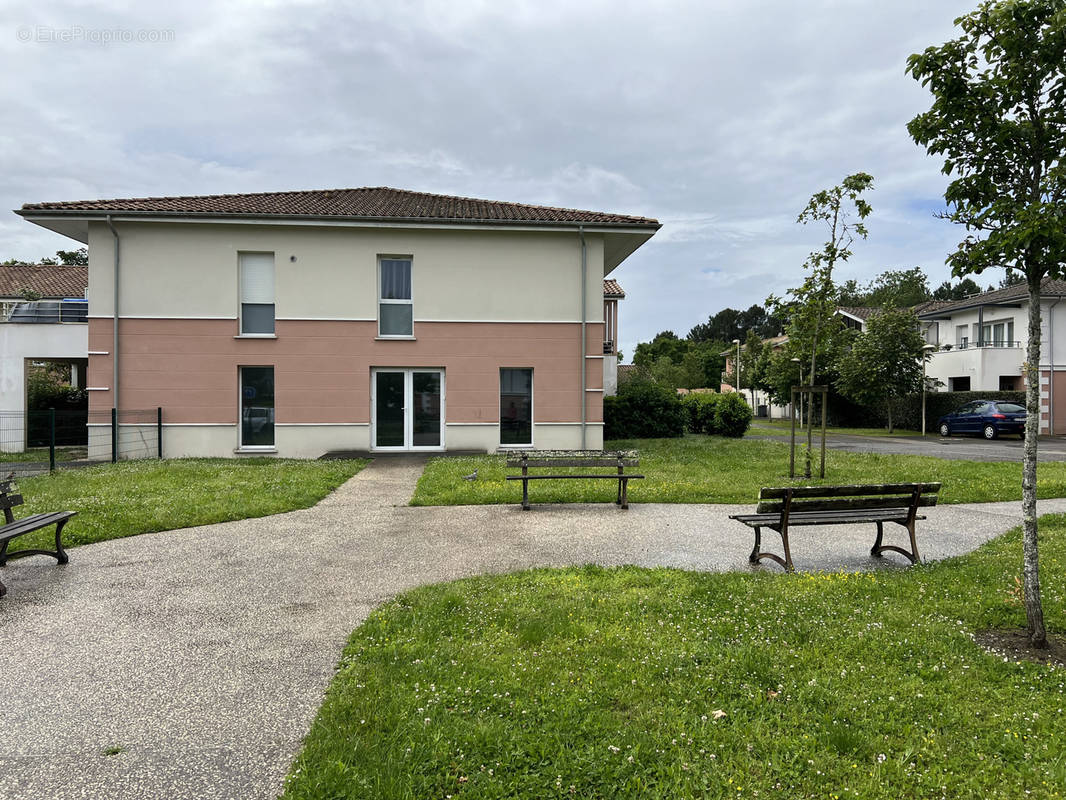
(0, 493, 24, 511)
(506, 448, 636, 460)
(755, 495, 939, 514)
(507, 474, 646, 481)
(505, 459, 639, 468)
(732, 511, 927, 526)
(758, 483, 941, 499)
(0, 511, 77, 540)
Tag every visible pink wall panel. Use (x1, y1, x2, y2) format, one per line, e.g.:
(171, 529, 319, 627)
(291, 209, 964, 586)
(88, 318, 605, 425)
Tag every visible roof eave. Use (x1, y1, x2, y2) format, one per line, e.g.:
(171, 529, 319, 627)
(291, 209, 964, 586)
(15, 207, 661, 231)
(917, 299, 1034, 319)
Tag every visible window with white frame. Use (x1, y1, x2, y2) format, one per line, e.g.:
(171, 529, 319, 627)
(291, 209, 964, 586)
(239, 252, 275, 334)
(378, 257, 413, 337)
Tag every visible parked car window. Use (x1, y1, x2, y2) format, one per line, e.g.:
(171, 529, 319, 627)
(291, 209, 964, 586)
(995, 403, 1025, 414)
(956, 402, 979, 415)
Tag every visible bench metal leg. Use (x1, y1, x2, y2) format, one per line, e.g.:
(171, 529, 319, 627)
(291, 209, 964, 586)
(871, 521, 885, 557)
(1, 519, 71, 565)
(871, 521, 921, 564)
(53, 518, 69, 564)
(780, 525, 794, 573)
(521, 479, 530, 511)
(749, 526, 794, 572)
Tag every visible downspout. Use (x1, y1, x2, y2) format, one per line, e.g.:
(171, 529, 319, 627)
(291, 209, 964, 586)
(106, 215, 120, 417)
(1048, 297, 1060, 435)
(579, 225, 587, 450)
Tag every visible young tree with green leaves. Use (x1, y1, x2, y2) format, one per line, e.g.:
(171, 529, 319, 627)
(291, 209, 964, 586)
(770, 172, 874, 477)
(836, 309, 927, 432)
(908, 0, 1066, 648)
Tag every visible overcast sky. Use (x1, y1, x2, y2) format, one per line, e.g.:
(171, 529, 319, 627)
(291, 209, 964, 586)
(1, 0, 978, 357)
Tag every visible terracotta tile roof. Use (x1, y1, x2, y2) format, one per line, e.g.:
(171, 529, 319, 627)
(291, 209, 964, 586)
(603, 279, 625, 298)
(911, 299, 953, 315)
(0, 264, 87, 298)
(917, 277, 1066, 317)
(836, 306, 877, 321)
(18, 187, 660, 228)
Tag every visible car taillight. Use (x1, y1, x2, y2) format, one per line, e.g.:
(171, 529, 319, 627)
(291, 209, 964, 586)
(991, 413, 1006, 419)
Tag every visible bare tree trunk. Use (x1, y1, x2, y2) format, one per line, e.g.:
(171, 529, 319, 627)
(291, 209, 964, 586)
(886, 398, 893, 434)
(1023, 275, 1047, 648)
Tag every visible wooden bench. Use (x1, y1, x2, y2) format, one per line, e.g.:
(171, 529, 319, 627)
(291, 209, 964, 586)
(0, 479, 77, 597)
(729, 483, 941, 572)
(505, 450, 643, 511)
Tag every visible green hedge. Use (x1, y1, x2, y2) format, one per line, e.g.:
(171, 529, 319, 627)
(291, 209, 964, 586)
(604, 382, 686, 439)
(679, 392, 752, 437)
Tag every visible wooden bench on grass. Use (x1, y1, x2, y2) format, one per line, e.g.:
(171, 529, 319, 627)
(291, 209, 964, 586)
(729, 483, 941, 573)
(505, 450, 643, 511)
(0, 479, 77, 597)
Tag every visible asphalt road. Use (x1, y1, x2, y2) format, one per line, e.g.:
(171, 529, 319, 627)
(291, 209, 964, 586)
(750, 429, 1066, 462)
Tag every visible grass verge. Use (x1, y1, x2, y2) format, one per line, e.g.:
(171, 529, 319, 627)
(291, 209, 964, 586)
(8, 457, 366, 552)
(412, 435, 1066, 506)
(284, 518, 1066, 799)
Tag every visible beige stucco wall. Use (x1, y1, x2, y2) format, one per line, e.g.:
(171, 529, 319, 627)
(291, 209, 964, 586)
(88, 222, 606, 323)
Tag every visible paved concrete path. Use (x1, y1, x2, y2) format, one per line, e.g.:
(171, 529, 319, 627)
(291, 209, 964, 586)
(3, 457, 1065, 799)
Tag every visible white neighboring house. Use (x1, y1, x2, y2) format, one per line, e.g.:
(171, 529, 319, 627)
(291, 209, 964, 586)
(917, 279, 1066, 434)
(0, 264, 88, 451)
(721, 334, 790, 418)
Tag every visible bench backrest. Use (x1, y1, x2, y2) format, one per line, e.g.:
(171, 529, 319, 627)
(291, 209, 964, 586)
(506, 449, 639, 468)
(0, 481, 23, 524)
(756, 483, 941, 515)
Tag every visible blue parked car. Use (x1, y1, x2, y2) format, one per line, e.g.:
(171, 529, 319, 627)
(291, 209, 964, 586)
(938, 400, 1027, 439)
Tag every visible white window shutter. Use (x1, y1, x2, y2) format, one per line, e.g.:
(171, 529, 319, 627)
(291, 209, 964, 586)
(240, 253, 275, 303)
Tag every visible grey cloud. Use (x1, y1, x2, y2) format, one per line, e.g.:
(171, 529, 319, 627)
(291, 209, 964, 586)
(1, 0, 978, 357)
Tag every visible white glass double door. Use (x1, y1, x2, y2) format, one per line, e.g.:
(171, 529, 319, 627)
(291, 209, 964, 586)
(372, 368, 445, 450)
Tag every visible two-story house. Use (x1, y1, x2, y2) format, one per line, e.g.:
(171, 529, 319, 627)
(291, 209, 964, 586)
(16, 188, 658, 458)
(917, 279, 1066, 434)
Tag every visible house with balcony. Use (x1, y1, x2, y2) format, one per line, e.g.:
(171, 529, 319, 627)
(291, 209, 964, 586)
(0, 264, 88, 439)
(917, 279, 1066, 434)
(16, 187, 658, 458)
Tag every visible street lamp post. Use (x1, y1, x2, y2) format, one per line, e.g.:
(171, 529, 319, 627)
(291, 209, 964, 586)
(732, 338, 741, 394)
(921, 343, 937, 436)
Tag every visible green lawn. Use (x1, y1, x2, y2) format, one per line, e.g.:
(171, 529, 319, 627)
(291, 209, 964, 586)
(7, 457, 366, 552)
(411, 435, 1066, 506)
(283, 518, 1066, 799)
(750, 419, 928, 438)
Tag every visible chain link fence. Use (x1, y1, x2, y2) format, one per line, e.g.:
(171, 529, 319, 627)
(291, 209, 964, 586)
(0, 408, 162, 477)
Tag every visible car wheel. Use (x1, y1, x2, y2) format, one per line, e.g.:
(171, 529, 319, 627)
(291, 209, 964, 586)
(983, 424, 998, 440)
(939, 423, 950, 437)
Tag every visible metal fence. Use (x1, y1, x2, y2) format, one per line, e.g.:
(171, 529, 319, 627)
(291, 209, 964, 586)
(0, 407, 162, 477)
